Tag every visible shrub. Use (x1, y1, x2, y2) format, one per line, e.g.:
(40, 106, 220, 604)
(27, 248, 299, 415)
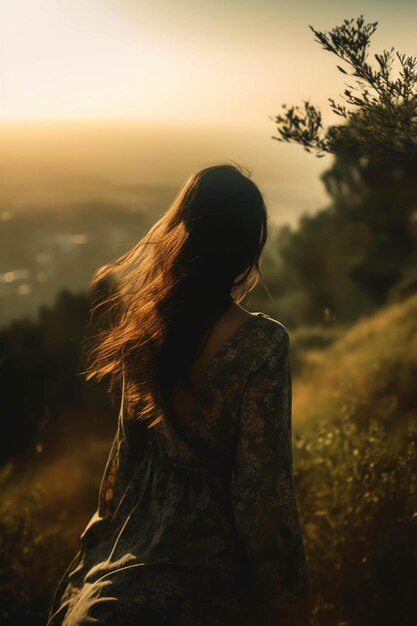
(295, 414, 417, 626)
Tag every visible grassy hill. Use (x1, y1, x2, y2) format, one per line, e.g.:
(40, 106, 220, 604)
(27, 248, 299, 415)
(1, 293, 416, 625)
(291, 293, 417, 626)
(292, 292, 417, 433)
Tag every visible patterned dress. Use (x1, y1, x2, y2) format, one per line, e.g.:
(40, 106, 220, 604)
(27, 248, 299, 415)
(46, 312, 310, 626)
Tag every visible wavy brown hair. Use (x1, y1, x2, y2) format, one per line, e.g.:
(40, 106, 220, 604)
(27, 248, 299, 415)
(83, 163, 270, 428)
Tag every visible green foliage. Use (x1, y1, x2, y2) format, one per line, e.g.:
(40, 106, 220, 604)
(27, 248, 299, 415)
(0, 434, 110, 626)
(283, 295, 417, 623)
(0, 484, 74, 625)
(265, 15, 417, 327)
(288, 325, 345, 376)
(291, 292, 417, 434)
(0, 289, 115, 467)
(271, 15, 417, 161)
(295, 415, 417, 626)
(259, 210, 386, 326)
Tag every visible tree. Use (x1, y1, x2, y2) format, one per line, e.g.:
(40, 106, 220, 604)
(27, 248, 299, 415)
(270, 15, 417, 162)
(267, 15, 417, 324)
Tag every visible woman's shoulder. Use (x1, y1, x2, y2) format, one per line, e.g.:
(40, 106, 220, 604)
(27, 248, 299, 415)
(241, 312, 289, 375)
(257, 311, 288, 331)
(255, 312, 289, 345)
(230, 302, 288, 337)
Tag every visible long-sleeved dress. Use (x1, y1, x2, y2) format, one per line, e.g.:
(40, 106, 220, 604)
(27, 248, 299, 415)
(46, 312, 311, 626)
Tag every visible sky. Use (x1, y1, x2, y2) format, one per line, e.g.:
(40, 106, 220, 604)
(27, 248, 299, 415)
(1, 1, 416, 229)
(2, 0, 417, 124)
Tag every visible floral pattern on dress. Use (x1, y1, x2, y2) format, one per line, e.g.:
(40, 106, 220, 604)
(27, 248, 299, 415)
(46, 313, 311, 626)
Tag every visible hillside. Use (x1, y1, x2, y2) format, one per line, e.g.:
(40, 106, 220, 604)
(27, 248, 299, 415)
(1, 292, 416, 625)
(293, 292, 417, 432)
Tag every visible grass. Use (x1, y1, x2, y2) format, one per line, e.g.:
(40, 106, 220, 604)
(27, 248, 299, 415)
(295, 415, 416, 626)
(292, 292, 417, 430)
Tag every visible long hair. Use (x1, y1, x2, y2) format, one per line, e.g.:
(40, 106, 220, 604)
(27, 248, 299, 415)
(82, 163, 269, 428)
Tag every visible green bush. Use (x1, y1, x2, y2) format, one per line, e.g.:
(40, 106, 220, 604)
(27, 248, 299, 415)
(0, 483, 74, 625)
(295, 414, 417, 626)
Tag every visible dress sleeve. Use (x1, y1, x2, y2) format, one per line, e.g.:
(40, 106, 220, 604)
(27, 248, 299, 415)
(97, 371, 149, 517)
(231, 331, 311, 625)
(80, 372, 148, 545)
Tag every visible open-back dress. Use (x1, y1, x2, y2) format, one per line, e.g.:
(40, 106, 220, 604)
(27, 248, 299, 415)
(46, 312, 310, 626)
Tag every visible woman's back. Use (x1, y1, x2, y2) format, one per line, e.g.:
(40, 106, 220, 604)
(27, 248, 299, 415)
(47, 311, 310, 626)
(169, 303, 257, 428)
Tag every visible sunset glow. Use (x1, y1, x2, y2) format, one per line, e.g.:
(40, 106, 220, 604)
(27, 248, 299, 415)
(2, 0, 416, 124)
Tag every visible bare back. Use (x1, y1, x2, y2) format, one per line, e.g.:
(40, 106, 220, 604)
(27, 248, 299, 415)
(171, 302, 256, 426)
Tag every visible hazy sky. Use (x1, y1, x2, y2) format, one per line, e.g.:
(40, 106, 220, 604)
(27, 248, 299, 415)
(1, 1, 416, 229)
(2, 0, 417, 124)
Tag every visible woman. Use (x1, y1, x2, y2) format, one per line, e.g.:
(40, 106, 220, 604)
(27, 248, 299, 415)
(46, 163, 311, 626)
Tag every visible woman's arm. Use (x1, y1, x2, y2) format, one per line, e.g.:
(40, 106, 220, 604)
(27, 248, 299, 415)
(231, 330, 312, 626)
